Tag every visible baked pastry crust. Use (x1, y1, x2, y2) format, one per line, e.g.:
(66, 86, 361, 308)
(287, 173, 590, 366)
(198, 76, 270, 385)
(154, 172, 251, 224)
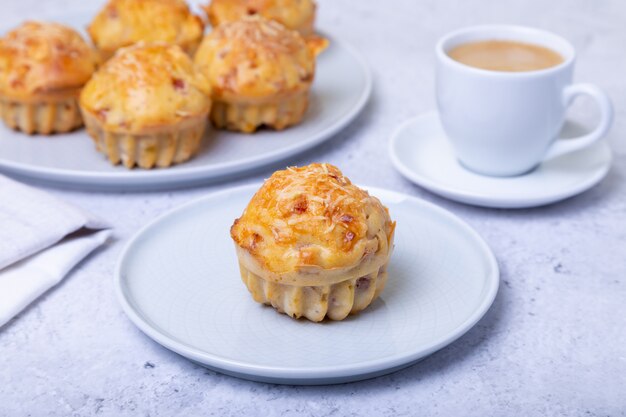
(88, 0, 204, 61)
(204, 0, 316, 36)
(231, 163, 396, 321)
(0, 21, 98, 134)
(194, 16, 327, 133)
(79, 43, 212, 168)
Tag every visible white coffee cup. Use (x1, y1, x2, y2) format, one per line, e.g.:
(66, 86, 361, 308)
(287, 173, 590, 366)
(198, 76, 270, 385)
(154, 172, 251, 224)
(436, 25, 613, 177)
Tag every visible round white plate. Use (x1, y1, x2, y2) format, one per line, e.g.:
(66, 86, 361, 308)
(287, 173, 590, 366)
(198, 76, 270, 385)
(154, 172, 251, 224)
(0, 17, 371, 191)
(115, 184, 499, 385)
(389, 112, 612, 209)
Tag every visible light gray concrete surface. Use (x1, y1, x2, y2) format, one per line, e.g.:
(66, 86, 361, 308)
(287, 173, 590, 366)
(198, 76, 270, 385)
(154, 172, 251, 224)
(1, 1, 625, 416)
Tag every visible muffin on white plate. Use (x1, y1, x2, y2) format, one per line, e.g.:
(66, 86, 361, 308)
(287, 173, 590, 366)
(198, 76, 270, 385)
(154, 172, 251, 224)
(194, 16, 327, 133)
(88, 0, 205, 61)
(79, 43, 212, 169)
(0, 21, 98, 134)
(203, 0, 317, 36)
(231, 163, 396, 322)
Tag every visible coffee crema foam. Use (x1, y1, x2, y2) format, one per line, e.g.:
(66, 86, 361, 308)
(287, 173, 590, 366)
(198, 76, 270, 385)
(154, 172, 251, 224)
(448, 40, 564, 72)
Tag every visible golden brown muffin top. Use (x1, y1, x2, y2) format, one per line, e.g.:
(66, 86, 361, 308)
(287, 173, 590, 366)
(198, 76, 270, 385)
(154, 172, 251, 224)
(194, 16, 326, 100)
(0, 21, 98, 98)
(231, 164, 396, 275)
(88, 0, 204, 53)
(204, 0, 316, 36)
(80, 43, 211, 133)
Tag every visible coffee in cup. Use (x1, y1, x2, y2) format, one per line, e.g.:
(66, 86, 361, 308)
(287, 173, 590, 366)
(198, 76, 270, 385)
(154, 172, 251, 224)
(447, 40, 563, 72)
(436, 25, 613, 177)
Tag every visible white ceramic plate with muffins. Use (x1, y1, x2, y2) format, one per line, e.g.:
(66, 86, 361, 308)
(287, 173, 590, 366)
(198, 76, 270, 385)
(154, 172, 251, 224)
(0, 12, 371, 191)
(115, 181, 499, 385)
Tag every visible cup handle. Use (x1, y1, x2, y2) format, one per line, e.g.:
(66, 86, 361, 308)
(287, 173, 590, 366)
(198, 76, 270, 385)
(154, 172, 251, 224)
(544, 83, 613, 160)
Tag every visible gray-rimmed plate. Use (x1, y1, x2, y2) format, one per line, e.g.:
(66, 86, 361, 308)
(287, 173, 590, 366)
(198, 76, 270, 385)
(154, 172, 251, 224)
(0, 14, 371, 190)
(115, 185, 499, 385)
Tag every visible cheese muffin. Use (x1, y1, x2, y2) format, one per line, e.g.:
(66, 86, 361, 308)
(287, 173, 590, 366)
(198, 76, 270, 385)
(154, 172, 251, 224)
(79, 43, 211, 169)
(194, 16, 327, 133)
(231, 163, 396, 322)
(0, 21, 98, 134)
(204, 0, 316, 36)
(88, 0, 204, 61)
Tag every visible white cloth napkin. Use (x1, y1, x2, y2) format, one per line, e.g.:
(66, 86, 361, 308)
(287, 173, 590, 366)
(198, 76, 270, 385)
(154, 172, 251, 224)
(0, 176, 112, 327)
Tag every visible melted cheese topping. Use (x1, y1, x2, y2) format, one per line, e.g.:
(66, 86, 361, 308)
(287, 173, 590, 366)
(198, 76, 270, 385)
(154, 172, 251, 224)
(204, 0, 316, 35)
(88, 0, 204, 53)
(0, 21, 98, 98)
(194, 16, 324, 100)
(231, 163, 396, 274)
(79, 43, 211, 132)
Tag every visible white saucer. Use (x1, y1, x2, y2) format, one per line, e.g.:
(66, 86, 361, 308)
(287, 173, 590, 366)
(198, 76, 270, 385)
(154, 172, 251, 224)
(0, 13, 371, 191)
(115, 184, 499, 385)
(389, 112, 612, 209)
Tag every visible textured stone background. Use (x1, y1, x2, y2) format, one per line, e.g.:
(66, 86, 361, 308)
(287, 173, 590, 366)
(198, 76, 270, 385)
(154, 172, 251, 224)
(0, 0, 625, 416)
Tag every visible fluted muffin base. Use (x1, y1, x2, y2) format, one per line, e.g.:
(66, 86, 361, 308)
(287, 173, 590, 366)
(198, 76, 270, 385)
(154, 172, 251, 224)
(0, 96, 83, 135)
(238, 261, 389, 322)
(211, 92, 309, 133)
(82, 112, 208, 169)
